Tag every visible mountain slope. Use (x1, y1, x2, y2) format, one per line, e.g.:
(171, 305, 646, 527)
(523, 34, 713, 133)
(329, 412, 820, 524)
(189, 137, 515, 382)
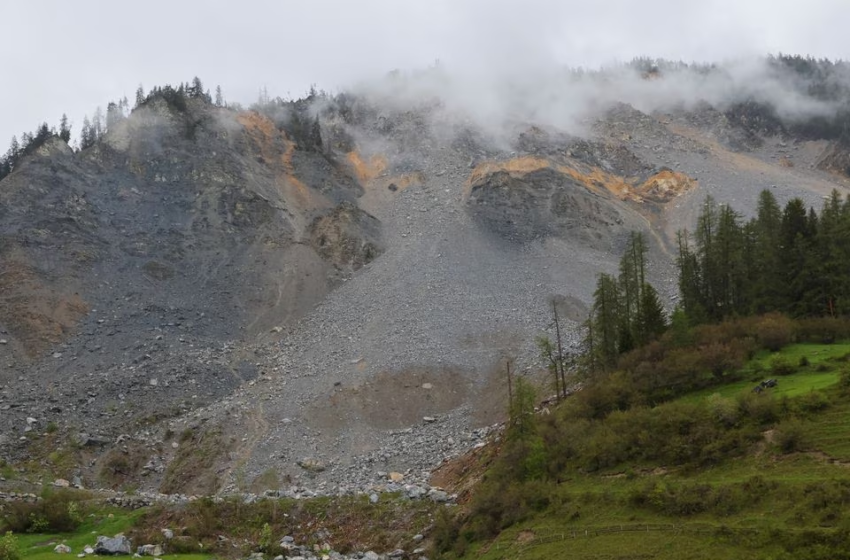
(1, 74, 849, 496)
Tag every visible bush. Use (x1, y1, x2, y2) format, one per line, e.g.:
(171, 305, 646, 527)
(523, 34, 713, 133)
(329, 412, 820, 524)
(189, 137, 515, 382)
(770, 356, 797, 376)
(0, 532, 19, 560)
(0, 489, 87, 533)
(838, 366, 850, 394)
(775, 419, 808, 453)
(798, 391, 831, 413)
(755, 314, 795, 351)
(797, 316, 850, 344)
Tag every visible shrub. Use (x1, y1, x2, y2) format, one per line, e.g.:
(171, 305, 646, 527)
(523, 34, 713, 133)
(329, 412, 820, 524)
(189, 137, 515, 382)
(797, 316, 850, 344)
(798, 391, 830, 413)
(0, 489, 87, 533)
(755, 313, 795, 351)
(839, 366, 850, 394)
(0, 533, 19, 560)
(770, 356, 796, 376)
(775, 419, 807, 453)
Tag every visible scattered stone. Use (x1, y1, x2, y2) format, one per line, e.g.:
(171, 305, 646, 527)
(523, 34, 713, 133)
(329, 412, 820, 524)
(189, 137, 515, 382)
(55, 544, 72, 554)
(53, 479, 71, 488)
(161, 530, 173, 540)
(389, 472, 404, 483)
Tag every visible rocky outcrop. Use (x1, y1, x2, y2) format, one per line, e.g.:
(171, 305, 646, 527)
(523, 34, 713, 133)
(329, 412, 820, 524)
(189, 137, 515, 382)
(308, 202, 383, 272)
(817, 140, 850, 178)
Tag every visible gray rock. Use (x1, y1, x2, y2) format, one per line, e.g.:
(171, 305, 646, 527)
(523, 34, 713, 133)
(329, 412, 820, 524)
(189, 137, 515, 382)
(297, 458, 326, 473)
(94, 535, 132, 555)
(136, 545, 162, 557)
(54, 544, 72, 554)
(428, 489, 449, 503)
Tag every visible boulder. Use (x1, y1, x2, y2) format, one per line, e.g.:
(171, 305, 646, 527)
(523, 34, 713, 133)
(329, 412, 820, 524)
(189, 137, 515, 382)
(94, 535, 132, 555)
(136, 545, 163, 557)
(297, 458, 326, 473)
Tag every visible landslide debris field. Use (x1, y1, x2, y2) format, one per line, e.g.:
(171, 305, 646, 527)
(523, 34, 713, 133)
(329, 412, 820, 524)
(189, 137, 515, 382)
(1, 71, 849, 497)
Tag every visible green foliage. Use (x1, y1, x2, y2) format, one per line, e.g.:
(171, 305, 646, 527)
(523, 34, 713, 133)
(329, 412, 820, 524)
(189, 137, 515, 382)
(258, 522, 273, 553)
(771, 356, 797, 376)
(0, 532, 20, 560)
(585, 232, 667, 370)
(678, 190, 850, 326)
(0, 490, 88, 534)
(775, 418, 808, 453)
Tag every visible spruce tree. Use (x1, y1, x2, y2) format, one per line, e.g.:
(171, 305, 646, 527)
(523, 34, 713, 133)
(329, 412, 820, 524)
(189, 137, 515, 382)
(749, 189, 783, 313)
(589, 273, 621, 369)
(59, 114, 71, 144)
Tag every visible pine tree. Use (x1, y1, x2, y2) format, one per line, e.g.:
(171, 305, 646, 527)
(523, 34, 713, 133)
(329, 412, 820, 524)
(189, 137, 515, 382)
(8, 136, 20, 160)
(59, 114, 71, 144)
(135, 85, 145, 108)
(780, 198, 813, 314)
(190, 76, 204, 98)
(589, 273, 621, 369)
(80, 116, 94, 150)
(92, 107, 104, 141)
(749, 189, 783, 313)
(106, 102, 123, 131)
(635, 282, 667, 343)
(215, 85, 224, 107)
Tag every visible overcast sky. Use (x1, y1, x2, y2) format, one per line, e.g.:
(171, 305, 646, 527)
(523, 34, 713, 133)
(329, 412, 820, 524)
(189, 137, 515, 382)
(2, 0, 849, 148)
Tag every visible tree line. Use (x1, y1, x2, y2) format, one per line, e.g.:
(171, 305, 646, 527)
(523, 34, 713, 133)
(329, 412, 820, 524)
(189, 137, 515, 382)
(560, 187, 850, 381)
(0, 77, 225, 182)
(678, 189, 850, 322)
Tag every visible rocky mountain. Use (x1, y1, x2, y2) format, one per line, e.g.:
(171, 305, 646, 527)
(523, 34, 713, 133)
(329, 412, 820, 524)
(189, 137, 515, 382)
(2, 60, 850, 496)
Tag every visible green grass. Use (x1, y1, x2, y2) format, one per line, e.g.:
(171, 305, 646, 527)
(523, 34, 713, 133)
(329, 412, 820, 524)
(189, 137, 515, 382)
(450, 341, 850, 559)
(682, 342, 850, 402)
(12, 509, 213, 560)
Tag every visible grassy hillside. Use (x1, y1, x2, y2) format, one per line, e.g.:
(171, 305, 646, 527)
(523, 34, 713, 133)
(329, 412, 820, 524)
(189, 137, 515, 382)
(437, 317, 850, 559)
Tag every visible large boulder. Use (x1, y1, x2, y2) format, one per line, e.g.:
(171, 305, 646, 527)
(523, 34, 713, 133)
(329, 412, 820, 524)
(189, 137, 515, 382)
(94, 535, 132, 556)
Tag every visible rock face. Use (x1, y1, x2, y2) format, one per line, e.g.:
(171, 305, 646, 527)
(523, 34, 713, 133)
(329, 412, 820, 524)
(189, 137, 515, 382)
(818, 140, 850, 178)
(466, 166, 629, 246)
(308, 201, 383, 271)
(0, 85, 843, 497)
(0, 96, 384, 484)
